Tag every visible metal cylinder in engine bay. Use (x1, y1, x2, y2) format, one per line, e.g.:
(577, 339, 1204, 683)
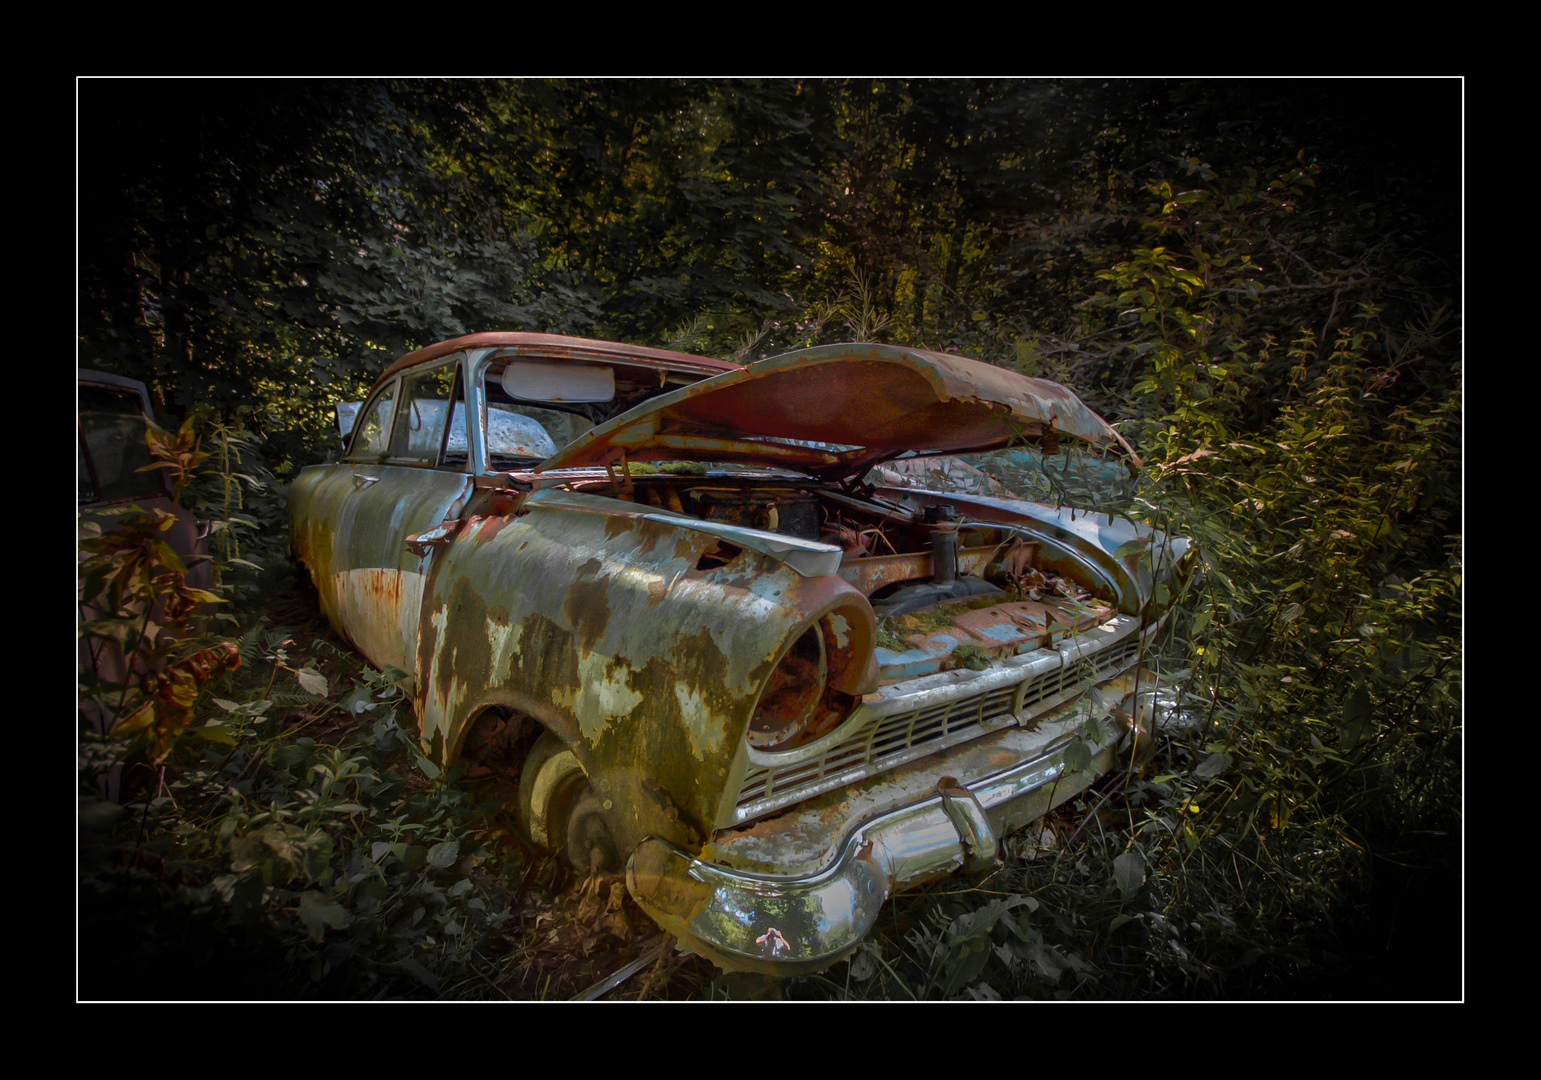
(924, 503, 959, 585)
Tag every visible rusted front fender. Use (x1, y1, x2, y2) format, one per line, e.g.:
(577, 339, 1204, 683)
(413, 489, 872, 854)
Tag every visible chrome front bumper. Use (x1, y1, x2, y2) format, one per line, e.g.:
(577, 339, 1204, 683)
(626, 671, 1159, 975)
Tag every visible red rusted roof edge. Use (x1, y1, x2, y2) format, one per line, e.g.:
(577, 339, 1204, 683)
(374, 332, 740, 388)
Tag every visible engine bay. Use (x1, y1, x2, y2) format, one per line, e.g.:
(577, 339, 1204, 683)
(582, 473, 1116, 682)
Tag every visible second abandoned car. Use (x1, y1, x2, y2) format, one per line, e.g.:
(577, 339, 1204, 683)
(289, 332, 1190, 973)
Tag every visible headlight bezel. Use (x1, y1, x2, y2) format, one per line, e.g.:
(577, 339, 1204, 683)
(745, 604, 871, 753)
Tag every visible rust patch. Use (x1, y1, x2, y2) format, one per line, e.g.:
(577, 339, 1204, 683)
(426, 575, 498, 715)
(602, 513, 636, 540)
(673, 534, 699, 565)
(637, 626, 741, 718)
(647, 577, 671, 606)
(470, 514, 515, 546)
(838, 544, 999, 597)
(509, 610, 583, 711)
(564, 562, 611, 656)
(641, 779, 702, 847)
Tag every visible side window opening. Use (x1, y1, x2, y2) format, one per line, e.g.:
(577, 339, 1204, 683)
(345, 362, 466, 469)
(443, 388, 471, 469)
(345, 383, 396, 461)
(387, 362, 465, 467)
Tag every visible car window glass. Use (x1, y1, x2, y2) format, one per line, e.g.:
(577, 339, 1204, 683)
(444, 399, 471, 467)
(79, 385, 164, 504)
(346, 385, 396, 461)
(960, 445, 1132, 506)
(483, 364, 595, 469)
(388, 363, 464, 466)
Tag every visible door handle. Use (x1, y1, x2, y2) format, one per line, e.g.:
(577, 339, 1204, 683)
(352, 473, 380, 491)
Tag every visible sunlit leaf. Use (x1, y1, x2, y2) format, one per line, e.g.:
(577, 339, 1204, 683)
(296, 667, 329, 696)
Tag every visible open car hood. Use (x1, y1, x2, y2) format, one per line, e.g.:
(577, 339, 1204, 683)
(536, 342, 1139, 480)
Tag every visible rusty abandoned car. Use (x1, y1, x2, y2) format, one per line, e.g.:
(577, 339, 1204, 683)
(288, 331, 1191, 974)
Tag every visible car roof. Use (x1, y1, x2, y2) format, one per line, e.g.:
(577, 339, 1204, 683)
(373, 332, 740, 390)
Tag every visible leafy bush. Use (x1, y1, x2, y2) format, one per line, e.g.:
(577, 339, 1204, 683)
(79, 631, 519, 999)
(794, 155, 1459, 1001)
(79, 416, 515, 1000)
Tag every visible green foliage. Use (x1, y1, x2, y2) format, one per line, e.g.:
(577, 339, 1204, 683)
(78, 81, 602, 472)
(78, 506, 234, 761)
(80, 412, 515, 999)
(79, 405, 294, 764)
(80, 635, 514, 999)
(795, 144, 1458, 1001)
(189, 412, 289, 606)
(78, 410, 236, 760)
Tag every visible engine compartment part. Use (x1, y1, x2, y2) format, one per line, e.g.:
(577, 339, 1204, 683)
(870, 574, 1003, 618)
(571, 474, 1118, 682)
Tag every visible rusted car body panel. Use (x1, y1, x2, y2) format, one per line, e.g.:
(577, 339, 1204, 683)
(289, 335, 1189, 974)
(541, 341, 1141, 477)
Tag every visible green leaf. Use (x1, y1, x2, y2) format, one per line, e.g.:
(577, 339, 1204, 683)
(297, 890, 351, 943)
(1340, 687, 1375, 748)
(428, 841, 460, 869)
(1193, 752, 1232, 778)
(1062, 739, 1093, 775)
(1113, 851, 1145, 899)
(412, 752, 442, 781)
(399, 958, 439, 993)
(296, 667, 328, 696)
(196, 723, 239, 745)
(80, 798, 126, 832)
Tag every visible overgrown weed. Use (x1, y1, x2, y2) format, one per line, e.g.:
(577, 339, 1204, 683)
(811, 162, 1460, 1001)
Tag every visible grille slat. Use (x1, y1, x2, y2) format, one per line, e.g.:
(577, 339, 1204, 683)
(735, 634, 1141, 817)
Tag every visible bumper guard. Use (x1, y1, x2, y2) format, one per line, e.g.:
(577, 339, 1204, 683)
(626, 711, 1128, 975)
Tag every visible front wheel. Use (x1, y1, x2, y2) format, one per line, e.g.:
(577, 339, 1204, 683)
(517, 732, 620, 874)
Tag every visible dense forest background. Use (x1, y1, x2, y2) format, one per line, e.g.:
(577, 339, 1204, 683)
(78, 78, 1461, 1000)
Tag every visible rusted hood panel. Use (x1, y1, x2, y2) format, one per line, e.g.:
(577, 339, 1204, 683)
(538, 343, 1138, 479)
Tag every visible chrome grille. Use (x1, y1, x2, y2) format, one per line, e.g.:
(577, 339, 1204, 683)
(734, 634, 1141, 818)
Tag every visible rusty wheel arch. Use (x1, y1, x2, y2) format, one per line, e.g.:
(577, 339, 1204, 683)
(454, 704, 541, 779)
(442, 691, 585, 771)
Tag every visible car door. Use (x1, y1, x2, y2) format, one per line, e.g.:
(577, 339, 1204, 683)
(317, 357, 475, 679)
